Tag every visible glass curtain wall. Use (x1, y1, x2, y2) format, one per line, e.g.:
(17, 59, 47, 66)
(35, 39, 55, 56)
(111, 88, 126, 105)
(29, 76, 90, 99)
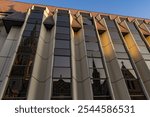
(105, 18, 146, 100)
(81, 13, 111, 100)
(127, 22, 150, 70)
(51, 10, 72, 100)
(3, 7, 44, 99)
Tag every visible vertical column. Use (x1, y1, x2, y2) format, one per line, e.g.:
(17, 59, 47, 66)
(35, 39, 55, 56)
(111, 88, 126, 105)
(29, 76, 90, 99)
(97, 16, 130, 99)
(2, 6, 45, 100)
(118, 19, 150, 98)
(71, 12, 93, 99)
(27, 7, 54, 99)
(105, 18, 147, 99)
(81, 13, 112, 100)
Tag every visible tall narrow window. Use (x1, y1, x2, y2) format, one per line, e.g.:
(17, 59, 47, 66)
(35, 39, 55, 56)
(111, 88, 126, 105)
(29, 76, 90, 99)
(81, 13, 111, 100)
(51, 10, 72, 100)
(3, 7, 44, 100)
(127, 22, 150, 70)
(105, 19, 146, 100)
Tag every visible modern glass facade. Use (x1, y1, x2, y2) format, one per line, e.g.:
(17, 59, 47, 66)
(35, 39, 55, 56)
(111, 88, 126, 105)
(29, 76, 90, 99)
(0, 1, 150, 100)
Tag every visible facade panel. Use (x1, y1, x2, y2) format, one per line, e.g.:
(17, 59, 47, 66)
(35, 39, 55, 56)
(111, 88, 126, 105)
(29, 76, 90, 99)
(0, 1, 150, 100)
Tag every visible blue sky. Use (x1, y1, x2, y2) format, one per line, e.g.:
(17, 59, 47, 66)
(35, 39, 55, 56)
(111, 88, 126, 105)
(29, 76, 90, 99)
(15, 0, 150, 19)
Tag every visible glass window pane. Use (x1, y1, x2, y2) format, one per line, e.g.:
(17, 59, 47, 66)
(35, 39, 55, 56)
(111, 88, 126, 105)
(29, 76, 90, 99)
(57, 16, 69, 22)
(56, 33, 70, 40)
(139, 46, 149, 54)
(89, 68, 106, 78)
(27, 18, 42, 24)
(87, 51, 101, 58)
(133, 34, 142, 41)
(84, 29, 96, 36)
(118, 60, 133, 69)
(55, 40, 70, 49)
(109, 31, 121, 41)
(129, 70, 137, 79)
(53, 68, 71, 78)
(143, 54, 150, 60)
(116, 52, 129, 59)
(54, 56, 70, 67)
(86, 42, 99, 51)
(57, 21, 70, 27)
(54, 49, 70, 56)
(25, 24, 41, 32)
(29, 12, 43, 19)
(88, 58, 103, 68)
(83, 17, 92, 25)
(52, 79, 71, 96)
(56, 27, 70, 34)
(113, 44, 126, 52)
(85, 36, 97, 42)
(106, 20, 116, 28)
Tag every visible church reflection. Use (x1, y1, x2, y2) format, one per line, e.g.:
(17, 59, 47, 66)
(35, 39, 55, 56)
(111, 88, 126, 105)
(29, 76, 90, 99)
(91, 58, 110, 99)
(121, 61, 146, 100)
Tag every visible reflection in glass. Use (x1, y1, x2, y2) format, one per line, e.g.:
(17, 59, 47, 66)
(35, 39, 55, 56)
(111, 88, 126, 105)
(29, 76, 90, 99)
(55, 40, 70, 49)
(3, 8, 43, 100)
(52, 11, 72, 99)
(105, 19, 146, 100)
(121, 61, 146, 100)
(82, 13, 111, 99)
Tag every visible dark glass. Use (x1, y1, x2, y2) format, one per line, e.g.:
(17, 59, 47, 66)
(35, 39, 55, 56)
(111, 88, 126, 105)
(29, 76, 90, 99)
(55, 40, 70, 49)
(83, 25, 95, 29)
(27, 18, 42, 24)
(54, 49, 70, 56)
(52, 78, 71, 97)
(133, 34, 142, 41)
(80, 12, 91, 18)
(106, 20, 116, 28)
(29, 12, 43, 19)
(4, 77, 29, 99)
(23, 30, 39, 38)
(57, 10, 69, 14)
(89, 68, 106, 78)
(3, 8, 43, 100)
(113, 44, 126, 52)
(83, 17, 92, 25)
(91, 79, 110, 98)
(14, 54, 32, 65)
(86, 42, 99, 51)
(84, 29, 96, 36)
(109, 31, 121, 41)
(56, 27, 70, 34)
(88, 58, 103, 68)
(57, 16, 69, 22)
(25, 24, 41, 32)
(127, 22, 139, 33)
(116, 52, 129, 59)
(56, 21, 70, 27)
(53, 68, 71, 78)
(56, 33, 70, 40)
(85, 36, 97, 42)
(54, 56, 70, 67)
(87, 51, 101, 58)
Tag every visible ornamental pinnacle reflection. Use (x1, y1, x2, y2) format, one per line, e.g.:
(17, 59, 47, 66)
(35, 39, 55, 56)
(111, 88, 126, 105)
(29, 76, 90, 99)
(0, 0, 150, 100)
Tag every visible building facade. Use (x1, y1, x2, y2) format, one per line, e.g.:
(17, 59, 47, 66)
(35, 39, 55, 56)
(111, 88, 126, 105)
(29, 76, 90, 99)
(0, 1, 150, 100)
